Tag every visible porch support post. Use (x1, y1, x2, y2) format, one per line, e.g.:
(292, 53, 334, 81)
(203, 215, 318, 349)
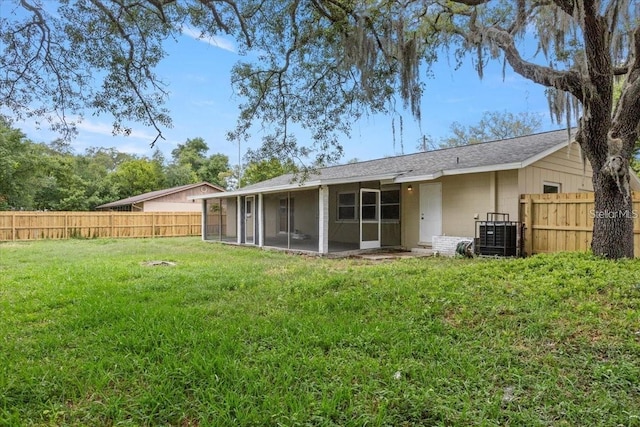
(258, 193, 264, 247)
(201, 199, 207, 241)
(318, 185, 329, 254)
(237, 196, 242, 244)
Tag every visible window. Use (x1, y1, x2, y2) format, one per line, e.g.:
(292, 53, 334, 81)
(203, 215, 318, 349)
(381, 189, 400, 220)
(543, 182, 561, 194)
(337, 192, 356, 220)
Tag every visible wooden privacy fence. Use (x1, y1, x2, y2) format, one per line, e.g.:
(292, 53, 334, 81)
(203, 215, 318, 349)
(520, 192, 640, 257)
(0, 211, 202, 241)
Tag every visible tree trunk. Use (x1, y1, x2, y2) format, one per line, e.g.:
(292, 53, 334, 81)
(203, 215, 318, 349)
(591, 169, 635, 258)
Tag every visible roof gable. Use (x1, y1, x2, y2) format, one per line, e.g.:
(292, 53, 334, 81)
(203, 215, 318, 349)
(97, 182, 224, 209)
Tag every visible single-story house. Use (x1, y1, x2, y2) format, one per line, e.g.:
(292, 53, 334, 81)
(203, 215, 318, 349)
(192, 130, 640, 255)
(96, 182, 224, 212)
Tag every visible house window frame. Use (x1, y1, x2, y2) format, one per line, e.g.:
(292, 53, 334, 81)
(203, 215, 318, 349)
(337, 191, 357, 221)
(543, 181, 562, 194)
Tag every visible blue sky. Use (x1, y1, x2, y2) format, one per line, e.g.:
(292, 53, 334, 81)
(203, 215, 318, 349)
(17, 28, 562, 166)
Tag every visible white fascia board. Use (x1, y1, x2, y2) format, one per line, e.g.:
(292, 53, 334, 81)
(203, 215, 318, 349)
(254, 181, 322, 194)
(318, 173, 400, 186)
(189, 173, 400, 200)
(394, 160, 540, 183)
(442, 162, 524, 176)
(394, 172, 441, 183)
(395, 163, 523, 183)
(189, 180, 323, 200)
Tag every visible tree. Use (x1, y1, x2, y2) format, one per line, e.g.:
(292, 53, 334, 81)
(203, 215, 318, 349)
(33, 148, 90, 211)
(0, 117, 47, 210)
(76, 147, 138, 208)
(168, 137, 231, 187)
(198, 153, 231, 188)
(171, 138, 209, 170)
(438, 111, 542, 148)
(106, 158, 164, 199)
(2, 1, 639, 258)
(164, 163, 199, 187)
(240, 158, 298, 187)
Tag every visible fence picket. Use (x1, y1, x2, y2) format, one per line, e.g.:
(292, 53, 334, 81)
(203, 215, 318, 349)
(520, 192, 639, 257)
(0, 212, 202, 241)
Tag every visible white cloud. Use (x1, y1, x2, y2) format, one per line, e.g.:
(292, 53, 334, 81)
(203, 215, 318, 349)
(71, 118, 161, 155)
(181, 26, 236, 53)
(75, 119, 157, 141)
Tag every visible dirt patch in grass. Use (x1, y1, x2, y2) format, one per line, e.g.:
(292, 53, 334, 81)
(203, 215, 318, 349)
(141, 260, 177, 267)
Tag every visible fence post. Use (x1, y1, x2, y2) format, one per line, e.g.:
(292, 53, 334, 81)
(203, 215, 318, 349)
(522, 195, 533, 256)
(152, 212, 156, 238)
(12, 212, 16, 241)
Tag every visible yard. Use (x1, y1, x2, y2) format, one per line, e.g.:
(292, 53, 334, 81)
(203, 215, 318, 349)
(1, 237, 639, 426)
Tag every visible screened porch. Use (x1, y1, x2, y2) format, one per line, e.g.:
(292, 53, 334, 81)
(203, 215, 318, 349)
(202, 184, 401, 254)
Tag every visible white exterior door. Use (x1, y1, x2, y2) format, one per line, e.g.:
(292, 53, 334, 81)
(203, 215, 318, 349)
(245, 196, 254, 244)
(360, 189, 381, 250)
(419, 183, 442, 245)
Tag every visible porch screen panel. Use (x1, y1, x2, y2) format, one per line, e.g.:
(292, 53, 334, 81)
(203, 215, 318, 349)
(204, 199, 222, 241)
(289, 189, 319, 251)
(263, 193, 286, 249)
(262, 190, 319, 252)
(221, 198, 238, 242)
(381, 188, 401, 246)
(204, 198, 238, 242)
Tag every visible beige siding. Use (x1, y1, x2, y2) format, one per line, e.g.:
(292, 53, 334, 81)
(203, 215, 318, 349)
(441, 173, 494, 238)
(144, 201, 202, 212)
(401, 171, 521, 248)
(521, 145, 594, 194)
(402, 183, 420, 248)
(133, 184, 224, 212)
(154, 185, 220, 203)
(496, 170, 520, 220)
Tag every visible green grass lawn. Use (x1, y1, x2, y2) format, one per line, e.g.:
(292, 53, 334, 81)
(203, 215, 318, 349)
(1, 237, 639, 426)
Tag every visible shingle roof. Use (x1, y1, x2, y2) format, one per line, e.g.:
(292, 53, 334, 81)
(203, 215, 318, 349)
(96, 182, 224, 209)
(239, 129, 573, 192)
